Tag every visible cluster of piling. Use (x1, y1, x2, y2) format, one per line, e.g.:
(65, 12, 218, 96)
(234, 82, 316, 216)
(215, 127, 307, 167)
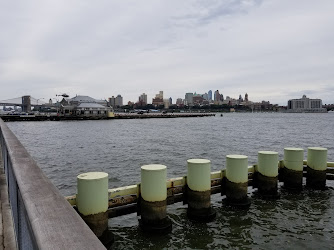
(69, 146, 332, 245)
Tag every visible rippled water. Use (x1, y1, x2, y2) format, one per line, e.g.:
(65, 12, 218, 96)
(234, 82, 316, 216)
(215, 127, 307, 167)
(7, 113, 334, 249)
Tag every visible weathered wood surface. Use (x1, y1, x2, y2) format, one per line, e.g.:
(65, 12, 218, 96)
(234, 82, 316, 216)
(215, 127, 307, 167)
(0, 119, 106, 250)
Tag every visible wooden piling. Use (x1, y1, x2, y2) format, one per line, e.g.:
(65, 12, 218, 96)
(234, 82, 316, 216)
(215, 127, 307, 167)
(306, 147, 328, 190)
(186, 159, 216, 222)
(139, 164, 172, 233)
(283, 148, 304, 191)
(257, 151, 279, 199)
(225, 155, 250, 207)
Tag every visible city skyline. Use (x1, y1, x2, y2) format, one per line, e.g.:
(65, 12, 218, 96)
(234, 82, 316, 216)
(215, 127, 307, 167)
(1, 1, 334, 105)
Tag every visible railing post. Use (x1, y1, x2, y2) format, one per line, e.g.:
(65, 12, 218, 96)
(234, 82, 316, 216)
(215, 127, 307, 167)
(306, 147, 328, 190)
(257, 151, 279, 199)
(225, 155, 250, 207)
(139, 164, 172, 233)
(283, 148, 304, 191)
(186, 159, 216, 222)
(77, 172, 109, 238)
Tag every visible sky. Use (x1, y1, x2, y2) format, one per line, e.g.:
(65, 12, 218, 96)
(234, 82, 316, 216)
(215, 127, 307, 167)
(1, 0, 334, 105)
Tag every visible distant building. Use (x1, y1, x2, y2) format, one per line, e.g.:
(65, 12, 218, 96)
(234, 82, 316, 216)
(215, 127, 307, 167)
(201, 93, 209, 100)
(176, 98, 183, 106)
(138, 93, 147, 106)
(193, 95, 204, 105)
(185, 93, 194, 105)
(245, 93, 248, 102)
(287, 95, 326, 113)
(60, 95, 111, 117)
(115, 95, 123, 107)
(108, 96, 116, 107)
(152, 91, 164, 107)
(163, 99, 170, 109)
(208, 90, 212, 101)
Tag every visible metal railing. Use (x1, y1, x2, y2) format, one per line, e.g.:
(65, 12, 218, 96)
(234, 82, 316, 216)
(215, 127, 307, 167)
(0, 119, 105, 250)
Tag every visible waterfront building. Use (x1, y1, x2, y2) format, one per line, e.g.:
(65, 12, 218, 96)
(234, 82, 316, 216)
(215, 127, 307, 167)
(287, 95, 326, 113)
(185, 93, 194, 106)
(60, 95, 111, 117)
(115, 95, 123, 107)
(108, 96, 116, 107)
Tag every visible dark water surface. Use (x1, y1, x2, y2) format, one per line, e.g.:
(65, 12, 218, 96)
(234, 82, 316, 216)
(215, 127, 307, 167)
(7, 113, 334, 249)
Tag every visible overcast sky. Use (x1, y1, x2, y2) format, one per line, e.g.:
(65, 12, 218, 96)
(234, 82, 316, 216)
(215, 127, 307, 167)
(1, 0, 334, 105)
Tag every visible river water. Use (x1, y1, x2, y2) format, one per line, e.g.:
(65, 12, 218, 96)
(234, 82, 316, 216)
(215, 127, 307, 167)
(7, 113, 334, 249)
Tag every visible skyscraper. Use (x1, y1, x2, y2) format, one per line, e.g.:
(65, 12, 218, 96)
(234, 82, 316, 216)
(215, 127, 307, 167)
(214, 90, 220, 102)
(208, 90, 212, 101)
(185, 93, 194, 105)
(139, 93, 147, 104)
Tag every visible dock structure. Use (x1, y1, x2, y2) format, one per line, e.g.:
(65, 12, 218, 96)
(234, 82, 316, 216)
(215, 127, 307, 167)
(0, 112, 216, 121)
(66, 160, 334, 221)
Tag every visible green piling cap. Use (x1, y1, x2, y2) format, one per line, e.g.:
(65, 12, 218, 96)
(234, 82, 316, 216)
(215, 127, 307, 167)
(307, 147, 328, 170)
(77, 172, 109, 216)
(187, 159, 211, 192)
(258, 151, 278, 177)
(226, 155, 248, 183)
(141, 164, 167, 202)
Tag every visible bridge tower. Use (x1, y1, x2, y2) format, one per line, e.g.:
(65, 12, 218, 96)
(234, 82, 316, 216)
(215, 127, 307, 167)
(22, 95, 31, 112)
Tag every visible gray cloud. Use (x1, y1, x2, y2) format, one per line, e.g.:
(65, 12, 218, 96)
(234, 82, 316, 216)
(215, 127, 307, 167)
(1, 0, 334, 105)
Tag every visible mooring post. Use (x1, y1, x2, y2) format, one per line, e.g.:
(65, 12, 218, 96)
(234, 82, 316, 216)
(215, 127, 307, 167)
(306, 147, 328, 190)
(186, 159, 216, 222)
(257, 151, 279, 199)
(225, 155, 250, 207)
(283, 148, 304, 191)
(76, 172, 109, 238)
(139, 164, 172, 233)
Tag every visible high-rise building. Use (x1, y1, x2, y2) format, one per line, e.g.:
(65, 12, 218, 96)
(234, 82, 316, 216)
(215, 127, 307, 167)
(245, 93, 249, 102)
(115, 95, 123, 107)
(208, 90, 212, 101)
(185, 93, 194, 105)
(201, 93, 209, 100)
(139, 93, 147, 105)
(214, 90, 220, 102)
(152, 91, 164, 107)
(169, 97, 172, 105)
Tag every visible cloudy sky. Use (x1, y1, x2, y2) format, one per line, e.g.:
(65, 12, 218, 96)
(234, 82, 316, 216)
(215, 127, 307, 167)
(1, 0, 334, 105)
